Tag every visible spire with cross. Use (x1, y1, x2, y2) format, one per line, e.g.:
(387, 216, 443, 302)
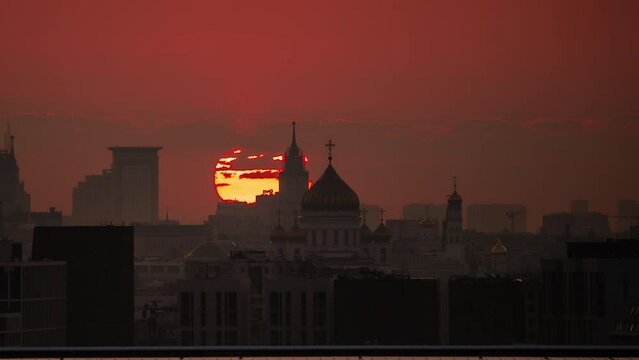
(325, 139, 335, 164)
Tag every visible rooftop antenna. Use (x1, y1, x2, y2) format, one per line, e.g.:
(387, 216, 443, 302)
(453, 175, 457, 192)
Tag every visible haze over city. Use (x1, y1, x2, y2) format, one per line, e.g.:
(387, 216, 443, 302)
(1, 0, 638, 229)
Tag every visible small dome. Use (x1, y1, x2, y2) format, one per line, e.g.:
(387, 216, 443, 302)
(185, 241, 227, 261)
(491, 238, 508, 255)
(302, 164, 359, 211)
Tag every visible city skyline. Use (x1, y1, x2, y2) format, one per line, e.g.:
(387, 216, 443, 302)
(2, 119, 637, 230)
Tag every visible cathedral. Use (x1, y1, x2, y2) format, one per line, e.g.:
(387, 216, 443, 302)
(0, 125, 31, 218)
(271, 134, 391, 269)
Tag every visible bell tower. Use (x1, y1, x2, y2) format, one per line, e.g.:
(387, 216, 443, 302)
(278, 122, 309, 228)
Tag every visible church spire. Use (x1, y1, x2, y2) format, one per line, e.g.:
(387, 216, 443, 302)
(287, 121, 299, 155)
(291, 121, 297, 147)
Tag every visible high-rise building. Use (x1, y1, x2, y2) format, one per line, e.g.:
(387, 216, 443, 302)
(72, 147, 161, 225)
(72, 170, 113, 225)
(109, 147, 162, 224)
(0, 125, 30, 217)
(278, 122, 309, 229)
(32, 226, 134, 346)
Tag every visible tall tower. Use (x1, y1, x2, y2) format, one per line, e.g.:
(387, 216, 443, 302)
(108, 147, 162, 224)
(278, 122, 309, 228)
(442, 176, 463, 247)
(0, 124, 31, 216)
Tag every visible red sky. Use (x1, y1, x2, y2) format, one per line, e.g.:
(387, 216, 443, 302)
(1, 0, 638, 229)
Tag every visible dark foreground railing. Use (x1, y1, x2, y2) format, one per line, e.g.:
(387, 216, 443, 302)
(2, 346, 639, 358)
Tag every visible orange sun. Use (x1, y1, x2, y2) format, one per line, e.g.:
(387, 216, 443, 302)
(214, 148, 285, 203)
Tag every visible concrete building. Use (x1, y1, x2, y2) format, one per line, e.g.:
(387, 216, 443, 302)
(134, 223, 213, 258)
(541, 212, 610, 239)
(539, 239, 639, 345)
(32, 226, 134, 346)
(402, 203, 447, 223)
(72, 170, 113, 225)
(72, 147, 162, 225)
(0, 239, 66, 347)
(109, 147, 162, 224)
(448, 277, 537, 345)
(334, 277, 439, 345)
(176, 248, 334, 345)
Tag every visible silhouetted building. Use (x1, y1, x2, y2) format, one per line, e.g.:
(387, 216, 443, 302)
(0, 260, 67, 346)
(571, 199, 589, 214)
(0, 126, 30, 217)
(31, 226, 134, 346)
(30, 207, 63, 226)
(402, 203, 446, 223)
(272, 141, 392, 269)
(72, 147, 161, 225)
(110, 147, 162, 224)
(176, 249, 333, 345)
(134, 223, 213, 258)
(0, 237, 67, 347)
(278, 122, 309, 229)
(542, 212, 610, 239)
(540, 239, 639, 344)
(442, 177, 463, 245)
(334, 277, 439, 345)
(466, 204, 527, 233)
(449, 277, 532, 345)
(72, 170, 113, 225)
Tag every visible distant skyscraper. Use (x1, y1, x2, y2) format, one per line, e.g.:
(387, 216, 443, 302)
(73, 147, 161, 225)
(0, 125, 30, 216)
(278, 122, 309, 228)
(72, 170, 113, 224)
(571, 199, 589, 214)
(466, 204, 527, 233)
(442, 176, 463, 246)
(109, 147, 162, 224)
